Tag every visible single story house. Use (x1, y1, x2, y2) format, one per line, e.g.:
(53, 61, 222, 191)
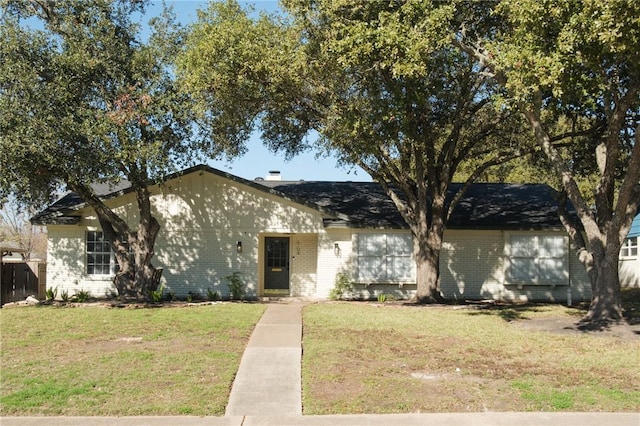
(32, 164, 594, 302)
(619, 212, 640, 288)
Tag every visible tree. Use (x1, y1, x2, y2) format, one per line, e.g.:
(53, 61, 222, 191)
(0, 198, 47, 261)
(0, 0, 214, 299)
(456, 0, 640, 325)
(178, 0, 530, 302)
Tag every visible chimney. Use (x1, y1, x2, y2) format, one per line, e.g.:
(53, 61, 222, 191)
(265, 170, 282, 181)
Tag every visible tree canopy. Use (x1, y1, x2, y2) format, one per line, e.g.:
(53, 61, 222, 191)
(0, 0, 216, 298)
(456, 0, 640, 324)
(178, 0, 530, 302)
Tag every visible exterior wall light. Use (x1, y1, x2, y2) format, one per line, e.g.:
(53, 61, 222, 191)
(334, 243, 340, 256)
(236, 241, 242, 253)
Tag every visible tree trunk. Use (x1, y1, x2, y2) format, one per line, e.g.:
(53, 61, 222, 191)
(579, 243, 623, 327)
(581, 263, 623, 327)
(413, 206, 446, 304)
(131, 185, 161, 299)
(70, 181, 161, 301)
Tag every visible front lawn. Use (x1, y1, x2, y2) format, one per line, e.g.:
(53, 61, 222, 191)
(0, 303, 266, 416)
(302, 301, 640, 414)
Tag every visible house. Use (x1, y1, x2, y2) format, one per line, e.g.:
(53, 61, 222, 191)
(31, 164, 593, 302)
(619, 212, 640, 288)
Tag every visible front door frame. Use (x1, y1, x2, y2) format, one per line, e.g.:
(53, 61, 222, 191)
(262, 235, 291, 296)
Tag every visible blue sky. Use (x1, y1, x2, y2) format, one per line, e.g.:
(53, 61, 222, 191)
(150, 0, 370, 182)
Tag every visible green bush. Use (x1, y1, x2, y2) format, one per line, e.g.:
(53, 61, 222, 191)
(45, 286, 58, 301)
(149, 284, 165, 303)
(207, 288, 221, 301)
(329, 272, 354, 300)
(165, 291, 177, 302)
(224, 272, 245, 301)
(73, 289, 90, 303)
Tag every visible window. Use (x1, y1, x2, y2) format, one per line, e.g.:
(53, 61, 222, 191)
(356, 233, 414, 283)
(507, 234, 567, 285)
(86, 231, 116, 275)
(620, 237, 638, 258)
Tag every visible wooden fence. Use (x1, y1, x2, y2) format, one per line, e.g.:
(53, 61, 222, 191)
(0, 262, 46, 305)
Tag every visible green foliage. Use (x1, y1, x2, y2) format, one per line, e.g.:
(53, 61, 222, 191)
(224, 272, 246, 301)
(0, 0, 236, 301)
(149, 284, 165, 303)
(60, 290, 70, 303)
(165, 291, 177, 302)
(377, 293, 387, 303)
(179, 1, 528, 302)
(73, 289, 90, 303)
(462, 0, 640, 323)
(329, 273, 354, 301)
(207, 288, 221, 302)
(45, 286, 58, 301)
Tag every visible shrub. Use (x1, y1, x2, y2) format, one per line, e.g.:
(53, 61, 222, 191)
(165, 291, 177, 302)
(329, 272, 354, 301)
(60, 289, 70, 302)
(149, 284, 165, 303)
(45, 286, 58, 301)
(207, 288, 221, 301)
(224, 272, 245, 301)
(73, 289, 90, 303)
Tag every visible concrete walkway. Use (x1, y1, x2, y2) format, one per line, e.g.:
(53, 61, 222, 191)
(225, 303, 302, 416)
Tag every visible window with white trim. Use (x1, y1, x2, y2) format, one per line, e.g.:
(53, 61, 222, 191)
(506, 234, 568, 285)
(356, 233, 415, 283)
(620, 237, 638, 258)
(86, 231, 117, 275)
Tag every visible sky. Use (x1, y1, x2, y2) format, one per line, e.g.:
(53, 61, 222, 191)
(149, 0, 370, 182)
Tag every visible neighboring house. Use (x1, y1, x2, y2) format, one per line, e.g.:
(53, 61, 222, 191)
(619, 212, 640, 288)
(31, 164, 592, 302)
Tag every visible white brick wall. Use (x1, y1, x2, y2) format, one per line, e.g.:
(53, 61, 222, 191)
(290, 234, 318, 297)
(47, 226, 116, 298)
(440, 230, 591, 303)
(619, 258, 640, 288)
(315, 229, 353, 298)
(45, 171, 328, 299)
(44, 169, 594, 302)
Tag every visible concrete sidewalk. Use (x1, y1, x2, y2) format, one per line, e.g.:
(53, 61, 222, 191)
(225, 303, 303, 416)
(3, 413, 639, 425)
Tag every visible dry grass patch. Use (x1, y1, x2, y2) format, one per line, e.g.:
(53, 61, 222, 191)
(302, 301, 640, 414)
(0, 303, 266, 416)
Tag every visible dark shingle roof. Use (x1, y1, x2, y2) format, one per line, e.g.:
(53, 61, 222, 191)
(32, 165, 570, 230)
(260, 180, 569, 230)
(30, 180, 132, 225)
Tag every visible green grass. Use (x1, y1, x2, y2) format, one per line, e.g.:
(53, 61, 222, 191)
(301, 302, 640, 414)
(2, 292, 639, 416)
(0, 303, 266, 416)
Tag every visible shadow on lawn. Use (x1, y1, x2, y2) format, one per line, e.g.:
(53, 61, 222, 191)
(462, 303, 560, 322)
(458, 288, 640, 324)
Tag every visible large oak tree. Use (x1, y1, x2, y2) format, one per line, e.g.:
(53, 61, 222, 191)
(456, 0, 640, 325)
(178, 0, 529, 302)
(0, 0, 217, 299)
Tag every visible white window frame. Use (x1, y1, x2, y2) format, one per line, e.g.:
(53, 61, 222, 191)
(354, 233, 415, 284)
(86, 231, 118, 276)
(620, 236, 638, 259)
(505, 233, 569, 286)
